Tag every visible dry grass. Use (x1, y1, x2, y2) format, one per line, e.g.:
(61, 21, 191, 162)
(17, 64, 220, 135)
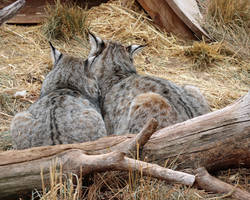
(32, 164, 250, 200)
(0, 0, 249, 199)
(180, 40, 233, 71)
(200, 0, 250, 60)
(42, 0, 89, 41)
(206, 0, 249, 26)
(31, 160, 83, 200)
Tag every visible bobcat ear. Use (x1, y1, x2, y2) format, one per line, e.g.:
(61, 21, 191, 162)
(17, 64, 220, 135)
(84, 56, 95, 75)
(127, 44, 146, 57)
(49, 42, 62, 65)
(87, 56, 95, 67)
(88, 31, 104, 56)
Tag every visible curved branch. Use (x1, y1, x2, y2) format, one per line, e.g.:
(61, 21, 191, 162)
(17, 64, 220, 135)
(195, 167, 250, 200)
(0, 150, 195, 199)
(117, 118, 158, 155)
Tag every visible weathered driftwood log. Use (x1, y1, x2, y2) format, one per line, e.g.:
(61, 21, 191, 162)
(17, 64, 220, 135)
(143, 91, 250, 171)
(1, 151, 249, 200)
(0, 0, 25, 25)
(0, 151, 196, 199)
(0, 92, 249, 199)
(2, 92, 249, 170)
(0, 120, 195, 199)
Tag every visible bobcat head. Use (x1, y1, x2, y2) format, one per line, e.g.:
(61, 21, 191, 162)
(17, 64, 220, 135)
(40, 42, 100, 103)
(87, 32, 145, 94)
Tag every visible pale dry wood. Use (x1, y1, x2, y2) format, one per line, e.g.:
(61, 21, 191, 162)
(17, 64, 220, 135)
(0, 0, 25, 25)
(2, 92, 248, 171)
(1, 119, 193, 199)
(136, 0, 210, 39)
(0, 92, 249, 170)
(167, 0, 211, 39)
(119, 118, 158, 154)
(142, 91, 250, 171)
(195, 167, 250, 200)
(0, 150, 195, 199)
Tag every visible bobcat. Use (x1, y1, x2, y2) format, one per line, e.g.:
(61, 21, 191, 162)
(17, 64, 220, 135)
(87, 33, 210, 135)
(11, 43, 107, 149)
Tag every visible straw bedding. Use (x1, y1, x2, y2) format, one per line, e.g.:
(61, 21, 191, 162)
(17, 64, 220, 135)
(0, 0, 249, 196)
(0, 1, 248, 133)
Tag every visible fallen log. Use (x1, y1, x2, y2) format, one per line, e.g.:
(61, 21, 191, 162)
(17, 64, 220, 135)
(0, 151, 196, 199)
(0, 92, 249, 198)
(0, 0, 25, 26)
(143, 91, 250, 171)
(0, 120, 195, 199)
(1, 151, 249, 200)
(2, 92, 249, 170)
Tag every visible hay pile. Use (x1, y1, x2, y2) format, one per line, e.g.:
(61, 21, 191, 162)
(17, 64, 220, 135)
(0, 0, 249, 197)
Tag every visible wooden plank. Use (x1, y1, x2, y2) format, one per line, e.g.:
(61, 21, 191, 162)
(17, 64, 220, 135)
(137, 0, 195, 39)
(167, 0, 210, 39)
(0, 0, 108, 24)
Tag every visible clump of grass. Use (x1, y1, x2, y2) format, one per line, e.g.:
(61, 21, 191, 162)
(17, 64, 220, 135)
(33, 160, 83, 200)
(28, 157, 250, 200)
(207, 0, 250, 26)
(42, 0, 89, 41)
(201, 0, 250, 59)
(0, 94, 13, 115)
(183, 41, 232, 71)
(0, 131, 12, 151)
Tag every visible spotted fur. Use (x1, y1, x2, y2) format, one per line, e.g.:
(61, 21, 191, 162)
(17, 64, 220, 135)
(11, 43, 106, 149)
(88, 33, 210, 135)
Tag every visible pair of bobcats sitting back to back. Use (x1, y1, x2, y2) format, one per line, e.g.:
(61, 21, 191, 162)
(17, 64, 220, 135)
(11, 33, 210, 149)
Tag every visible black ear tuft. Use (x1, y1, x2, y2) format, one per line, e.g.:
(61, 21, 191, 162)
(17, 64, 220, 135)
(49, 41, 54, 51)
(127, 44, 146, 57)
(88, 32, 105, 57)
(49, 42, 62, 65)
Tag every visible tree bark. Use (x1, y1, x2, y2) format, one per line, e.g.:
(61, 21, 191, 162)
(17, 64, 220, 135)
(142, 91, 250, 171)
(0, 151, 195, 199)
(0, 92, 249, 198)
(0, 0, 25, 26)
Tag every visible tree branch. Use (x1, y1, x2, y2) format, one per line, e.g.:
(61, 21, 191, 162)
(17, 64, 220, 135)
(117, 118, 158, 155)
(195, 167, 250, 200)
(0, 150, 195, 199)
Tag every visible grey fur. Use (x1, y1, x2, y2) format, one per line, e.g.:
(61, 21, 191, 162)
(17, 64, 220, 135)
(11, 44, 106, 149)
(88, 33, 210, 135)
